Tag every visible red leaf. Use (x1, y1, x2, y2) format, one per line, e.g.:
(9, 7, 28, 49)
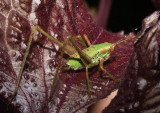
(103, 11, 160, 113)
(0, 0, 135, 113)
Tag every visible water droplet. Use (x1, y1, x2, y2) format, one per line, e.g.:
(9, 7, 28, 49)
(34, 93, 38, 97)
(21, 42, 26, 50)
(33, 83, 37, 87)
(137, 78, 147, 90)
(134, 102, 139, 108)
(48, 73, 54, 77)
(7, 92, 13, 98)
(30, 78, 35, 82)
(0, 76, 6, 82)
(23, 74, 30, 80)
(16, 103, 21, 108)
(24, 84, 28, 89)
(119, 108, 125, 112)
(49, 51, 56, 58)
(93, 86, 97, 89)
(59, 91, 63, 95)
(29, 93, 32, 98)
(63, 84, 66, 88)
(48, 60, 56, 70)
(55, 98, 60, 105)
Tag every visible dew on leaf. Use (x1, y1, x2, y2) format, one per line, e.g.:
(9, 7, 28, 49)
(24, 84, 28, 89)
(55, 97, 60, 105)
(10, 29, 18, 38)
(0, 0, 143, 112)
(128, 104, 133, 109)
(102, 81, 109, 86)
(48, 60, 56, 71)
(82, 95, 88, 102)
(119, 108, 125, 112)
(11, 16, 17, 24)
(0, 76, 6, 82)
(21, 42, 26, 50)
(20, 3, 27, 10)
(59, 91, 63, 95)
(34, 92, 38, 97)
(7, 92, 13, 98)
(11, 51, 16, 57)
(134, 102, 139, 108)
(63, 84, 66, 88)
(16, 22, 21, 28)
(15, 103, 21, 109)
(137, 78, 147, 90)
(33, 82, 37, 87)
(29, 94, 32, 98)
(50, 31, 58, 39)
(30, 78, 35, 82)
(49, 51, 56, 58)
(93, 85, 97, 89)
(34, 0, 41, 5)
(23, 73, 30, 80)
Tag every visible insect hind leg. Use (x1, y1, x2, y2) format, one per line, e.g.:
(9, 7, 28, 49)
(8, 26, 37, 105)
(48, 36, 71, 102)
(72, 34, 92, 48)
(42, 36, 71, 111)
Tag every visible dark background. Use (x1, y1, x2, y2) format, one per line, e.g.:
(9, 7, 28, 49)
(85, 0, 155, 33)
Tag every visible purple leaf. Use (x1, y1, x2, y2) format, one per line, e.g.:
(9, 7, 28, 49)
(0, 0, 135, 113)
(103, 11, 160, 113)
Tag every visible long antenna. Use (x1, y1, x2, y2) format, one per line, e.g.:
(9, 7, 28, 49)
(113, 33, 136, 47)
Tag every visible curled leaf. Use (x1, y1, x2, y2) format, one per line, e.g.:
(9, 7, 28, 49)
(103, 11, 160, 113)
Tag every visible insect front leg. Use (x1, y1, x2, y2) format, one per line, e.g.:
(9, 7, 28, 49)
(100, 59, 118, 82)
(86, 62, 99, 100)
(83, 34, 92, 47)
(72, 35, 88, 48)
(72, 34, 92, 48)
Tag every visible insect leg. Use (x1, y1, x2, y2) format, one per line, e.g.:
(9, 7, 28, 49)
(86, 62, 99, 100)
(36, 26, 76, 56)
(9, 26, 37, 105)
(69, 37, 92, 66)
(99, 59, 118, 82)
(9, 25, 74, 105)
(83, 34, 92, 47)
(72, 35, 88, 48)
(48, 36, 70, 102)
(42, 36, 71, 111)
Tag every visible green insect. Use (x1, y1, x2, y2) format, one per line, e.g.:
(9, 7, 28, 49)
(9, 25, 132, 107)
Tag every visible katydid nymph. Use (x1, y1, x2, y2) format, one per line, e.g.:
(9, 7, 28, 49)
(9, 25, 132, 106)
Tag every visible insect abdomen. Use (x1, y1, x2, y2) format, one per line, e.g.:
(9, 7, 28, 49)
(66, 58, 84, 70)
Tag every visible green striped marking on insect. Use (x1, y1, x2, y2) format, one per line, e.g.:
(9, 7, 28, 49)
(67, 42, 113, 70)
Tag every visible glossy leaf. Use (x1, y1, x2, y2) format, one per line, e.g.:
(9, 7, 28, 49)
(0, 0, 135, 113)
